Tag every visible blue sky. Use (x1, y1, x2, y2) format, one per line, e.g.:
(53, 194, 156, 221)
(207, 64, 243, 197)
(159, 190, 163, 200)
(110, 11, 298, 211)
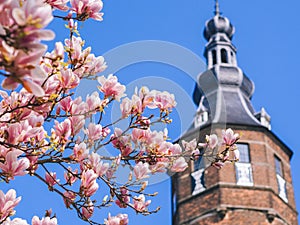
(2, 0, 300, 224)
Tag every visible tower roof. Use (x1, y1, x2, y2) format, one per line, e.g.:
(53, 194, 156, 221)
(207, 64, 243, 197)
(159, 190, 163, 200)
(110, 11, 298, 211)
(192, 1, 262, 127)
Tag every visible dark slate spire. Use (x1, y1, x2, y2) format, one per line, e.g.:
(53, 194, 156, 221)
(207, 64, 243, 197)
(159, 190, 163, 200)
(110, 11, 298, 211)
(192, 2, 262, 127)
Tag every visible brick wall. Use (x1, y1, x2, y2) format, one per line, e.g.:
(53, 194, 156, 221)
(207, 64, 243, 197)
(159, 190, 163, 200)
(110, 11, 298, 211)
(172, 125, 298, 225)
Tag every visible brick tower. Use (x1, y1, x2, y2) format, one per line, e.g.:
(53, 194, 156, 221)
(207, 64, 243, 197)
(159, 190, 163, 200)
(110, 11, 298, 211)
(171, 2, 298, 225)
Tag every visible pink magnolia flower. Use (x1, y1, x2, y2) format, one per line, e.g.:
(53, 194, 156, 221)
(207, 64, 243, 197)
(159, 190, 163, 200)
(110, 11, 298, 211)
(45, 0, 69, 11)
(222, 128, 239, 147)
(64, 167, 78, 185)
(71, 96, 88, 114)
(198, 134, 218, 149)
(170, 157, 188, 172)
(0, 150, 30, 180)
(233, 149, 240, 161)
(111, 128, 133, 156)
(82, 201, 94, 220)
(120, 97, 132, 118)
(70, 0, 104, 21)
(97, 74, 126, 101)
(88, 152, 109, 177)
(130, 95, 143, 114)
(207, 134, 218, 149)
(102, 127, 111, 138)
(64, 36, 83, 61)
(69, 115, 85, 136)
(86, 92, 101, 112)
(84, 55, 107, 76)
(72, 143, 89, 161)
(63, 191, 76, 208)
(115, 188, 130, 208)
(104, 213, 128, 225)
(2, 217, 29, 225)
(155, 91, 176, 111)
(133, 194, 151, 212)
(59, 96, 73, 113)
(1, 43, 48, 97)
(45, 172, 60, 187)
(168, 143, 182, 155)
(0, 189, 21, 221)
(149, 162, 168, 174)
(80, 169, 99, 197)
(85, 123, 103, 142)
(31, 216, 57, 225)
(212, 161, 225, 169)
(53, 119, 72, 143)
(27, 115, 44, 127)
(182, 139, 197, 152)
(133, 162, 150, 180)
(131, 128, 151, 144)
(12, 0, 53, 29)
(58, 68, 80, 89)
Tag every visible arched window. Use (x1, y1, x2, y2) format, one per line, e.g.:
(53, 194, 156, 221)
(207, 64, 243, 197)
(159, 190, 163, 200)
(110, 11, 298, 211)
(231, 51, 234, 63)
(212, 49, 217, 65)
(221, 48, 228, 63)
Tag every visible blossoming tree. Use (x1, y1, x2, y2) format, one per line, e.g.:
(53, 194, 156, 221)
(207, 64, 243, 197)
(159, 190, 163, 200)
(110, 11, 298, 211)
(0, 1, 240, 225)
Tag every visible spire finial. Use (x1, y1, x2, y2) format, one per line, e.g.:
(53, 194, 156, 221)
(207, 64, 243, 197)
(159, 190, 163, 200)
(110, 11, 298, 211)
(214, 0, 220, 15)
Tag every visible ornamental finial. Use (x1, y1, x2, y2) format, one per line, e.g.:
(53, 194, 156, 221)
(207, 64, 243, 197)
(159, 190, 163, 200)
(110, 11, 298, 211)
(214, 0, 220, 15)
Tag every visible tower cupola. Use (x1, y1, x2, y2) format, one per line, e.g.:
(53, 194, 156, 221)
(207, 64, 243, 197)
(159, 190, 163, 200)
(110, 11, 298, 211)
(204, 1, 234, 41)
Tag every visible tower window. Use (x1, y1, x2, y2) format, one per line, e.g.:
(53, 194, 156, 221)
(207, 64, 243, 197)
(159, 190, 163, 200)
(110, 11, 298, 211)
(172, 190, 177, 214)
(238, 144, 250, 163)
(275, 156, 288, 202)
(235, 144, 253, 186)
(230, 51, 234, 64)
(221, 49, 228, 63)
(275, 155, 283, 177)
(212, 49, 217, 65)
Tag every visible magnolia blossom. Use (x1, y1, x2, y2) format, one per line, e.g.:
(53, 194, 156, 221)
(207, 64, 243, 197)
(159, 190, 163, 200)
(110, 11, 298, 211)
(115, 188, 130, 208)
(133, 162, 150, 180)
(58, 68, 80, 89)
(86, 92, 101, 112)
(70, 0, 104, 21)
(85, 123, 103, 142)
(88, 152, 109, 177)
(182, 139, 197, 152)
(104, 213, 128, 225)
(45, 172, 60, 187)
(72, 143, 89, 161)
(120, 97, 132, 118)
(81, 201, 94, 220)
(0, 189, 21, 221)
(133, 194, 151, 212)
(155, 91, 176, 111)
(64, 167, 78, 185)
(53, 119, 72, 143)
(63, 191, 76, 208)
(222, 128, 239, 146)
(31, 216, 58, 225)
(233, 149, 240, 161)
(111, 128, 133, 156)
(98, 74, 126, 101)
(0, 150, 30, 180)
(212, 161, 225, 170)
(80, 169, 99, 197)
(206, 134, 219, 149)
(45, 0, 69, 10)
(2, 218, 29, 225)
(12, 0, 53, 30)
(0, 0, 55, 96)
(84, 55, 107, 76)
(170, 157, 188, 172)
